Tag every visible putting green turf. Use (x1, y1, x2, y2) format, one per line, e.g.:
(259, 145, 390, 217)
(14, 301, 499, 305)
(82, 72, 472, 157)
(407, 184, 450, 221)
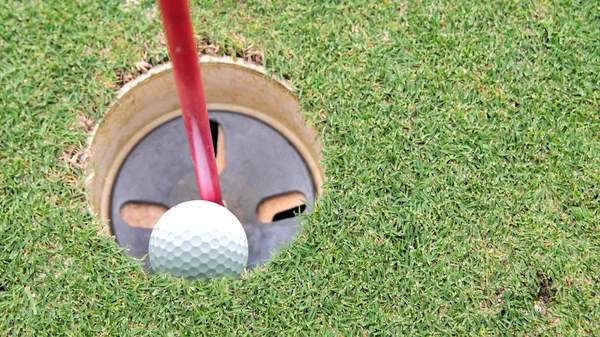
(1, 0, 599, 335)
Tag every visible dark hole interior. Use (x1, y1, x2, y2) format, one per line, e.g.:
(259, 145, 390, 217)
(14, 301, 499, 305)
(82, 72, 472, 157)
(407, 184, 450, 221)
(272, 204, 307, 222)
(209, 120, 219, 157)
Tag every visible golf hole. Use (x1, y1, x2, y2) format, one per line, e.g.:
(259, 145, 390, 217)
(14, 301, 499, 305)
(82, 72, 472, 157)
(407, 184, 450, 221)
(86, 56, 324, 269)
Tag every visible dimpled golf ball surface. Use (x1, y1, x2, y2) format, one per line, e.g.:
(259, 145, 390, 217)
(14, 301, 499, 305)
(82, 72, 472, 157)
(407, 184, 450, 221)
(148, 200, 248, 280)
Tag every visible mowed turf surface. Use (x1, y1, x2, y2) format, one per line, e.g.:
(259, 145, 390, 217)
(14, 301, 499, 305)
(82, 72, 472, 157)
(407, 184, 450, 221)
(1, 0, 599, 335)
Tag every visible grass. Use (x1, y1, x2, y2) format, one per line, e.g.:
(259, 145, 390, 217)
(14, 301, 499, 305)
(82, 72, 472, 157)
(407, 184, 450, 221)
(1, 0, 599, 335)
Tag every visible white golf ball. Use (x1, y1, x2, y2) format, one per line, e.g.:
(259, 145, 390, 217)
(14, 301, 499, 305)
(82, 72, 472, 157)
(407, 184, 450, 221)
(148, 200, 248, 280)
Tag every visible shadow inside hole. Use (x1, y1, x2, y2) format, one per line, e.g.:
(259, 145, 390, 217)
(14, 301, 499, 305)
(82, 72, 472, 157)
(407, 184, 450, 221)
(209, 120, 219, 157)
(209, 120, 226, 174)
(273, 204, 307, 221)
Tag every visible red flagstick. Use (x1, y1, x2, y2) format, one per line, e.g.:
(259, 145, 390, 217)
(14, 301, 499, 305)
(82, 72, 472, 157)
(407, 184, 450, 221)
(158, 0, 223, 205)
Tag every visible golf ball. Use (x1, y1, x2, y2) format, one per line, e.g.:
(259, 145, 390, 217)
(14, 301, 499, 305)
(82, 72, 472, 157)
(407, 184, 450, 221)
(148, 200, 248, 280)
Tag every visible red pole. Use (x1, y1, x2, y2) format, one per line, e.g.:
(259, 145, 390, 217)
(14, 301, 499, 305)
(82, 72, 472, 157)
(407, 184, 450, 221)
(158, 0, 223, 205)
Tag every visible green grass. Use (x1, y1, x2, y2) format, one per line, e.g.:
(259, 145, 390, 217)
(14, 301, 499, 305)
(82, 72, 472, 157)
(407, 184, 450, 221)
(1, 0, 600, 335)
